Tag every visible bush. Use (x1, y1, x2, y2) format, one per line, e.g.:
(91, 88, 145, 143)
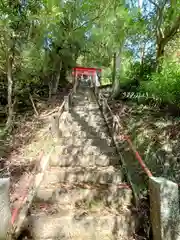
(119, 62, 140, 92)
(101, 67, 112, 85)
(119, 57, 155, 92)
(142, 59, 180, 105)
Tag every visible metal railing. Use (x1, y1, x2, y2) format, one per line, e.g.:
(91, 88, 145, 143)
(96, 89, 153, 180)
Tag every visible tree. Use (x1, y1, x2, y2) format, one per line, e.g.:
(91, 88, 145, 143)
(148, 0, 180, 60)
(79, 0, 130, 97)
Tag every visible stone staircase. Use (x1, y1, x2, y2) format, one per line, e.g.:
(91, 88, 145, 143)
(27, 87, 135, 239)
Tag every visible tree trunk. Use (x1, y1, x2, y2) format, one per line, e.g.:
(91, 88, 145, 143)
(52, 61, 62, 95)
(112, 76, 121, 98)
(138, 0, 143, 8)
(156, 14, 180, 62)
(112, 52, 116, 83)
(156, 37, 166, 71)
(156, 41, 165, 60)
(148, 0, 180, 64)
(112, 50, 121, 98)
(29, 94, 39, 116)
(48, 79, 52, 101)
(140, 41, 146, 77)
(138, 0, 145, 76)
(6, 53, 14, 130)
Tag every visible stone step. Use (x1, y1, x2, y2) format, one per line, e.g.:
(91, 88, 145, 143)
(60, 128, 109, 137)
(60, 110, 106, 129)
(72, 100, 98, 105)
(58, 128, 112, 140)
(36, 183, 132, 210)
(54, 136, 114, 149)
(55, 144, 117, 155)
(60, 120, 108, 138)
(73, 106, 100, 111)
(72, 98, 91, 102)
(50, 144, 120, 167)
(50, 151, 120, 167)
(27, 210, 135, 240)
(70, 115, 104, 123)
(72, 110, 101, 116)
(42, 166, 123, 185)
(59, 112, 106, 127)
(72, 103, 93, 107)
(59, 121, 107, 131)
(57, 132, 110, 141)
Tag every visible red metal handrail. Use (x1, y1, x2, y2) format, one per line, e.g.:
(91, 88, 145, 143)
(100, 93, 153, 178)
(122, 135, 153, 178)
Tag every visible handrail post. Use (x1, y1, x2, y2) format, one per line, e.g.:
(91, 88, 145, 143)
(0, 178, 11, 240)
(73, 79, 77, 93)
(64, 95, 70, 112)
(51, 114, 61, 140)
(102, 98, 107, 113)
(99, 94, 103, 108)
(94, 85, 98, 97)
(149, 177, 180, 240)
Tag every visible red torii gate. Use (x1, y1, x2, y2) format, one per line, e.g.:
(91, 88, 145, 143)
(72, 66, 102, 80)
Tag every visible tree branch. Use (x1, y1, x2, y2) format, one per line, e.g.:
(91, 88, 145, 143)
(72, 2, 112, 32)
(148, 0, 168, 11)
(29, 94, 39, 116)
(148, 0, 160, 10)
(72, 15, 101, 32)
(162, 15, 180, 45)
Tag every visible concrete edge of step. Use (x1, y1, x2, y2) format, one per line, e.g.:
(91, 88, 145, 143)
(37, 181, 132, 190)
(35, 182, 132, 209)
(43, 165, 124, 175)
(12, 147, 54, 239)
(28, 209, 135, 240)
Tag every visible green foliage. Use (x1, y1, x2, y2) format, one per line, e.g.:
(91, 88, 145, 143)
(142, 59, 180, 105)
(101, 67, 112, 85)
(0, 0, 111, 111)
(80, 0, 130, 68)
